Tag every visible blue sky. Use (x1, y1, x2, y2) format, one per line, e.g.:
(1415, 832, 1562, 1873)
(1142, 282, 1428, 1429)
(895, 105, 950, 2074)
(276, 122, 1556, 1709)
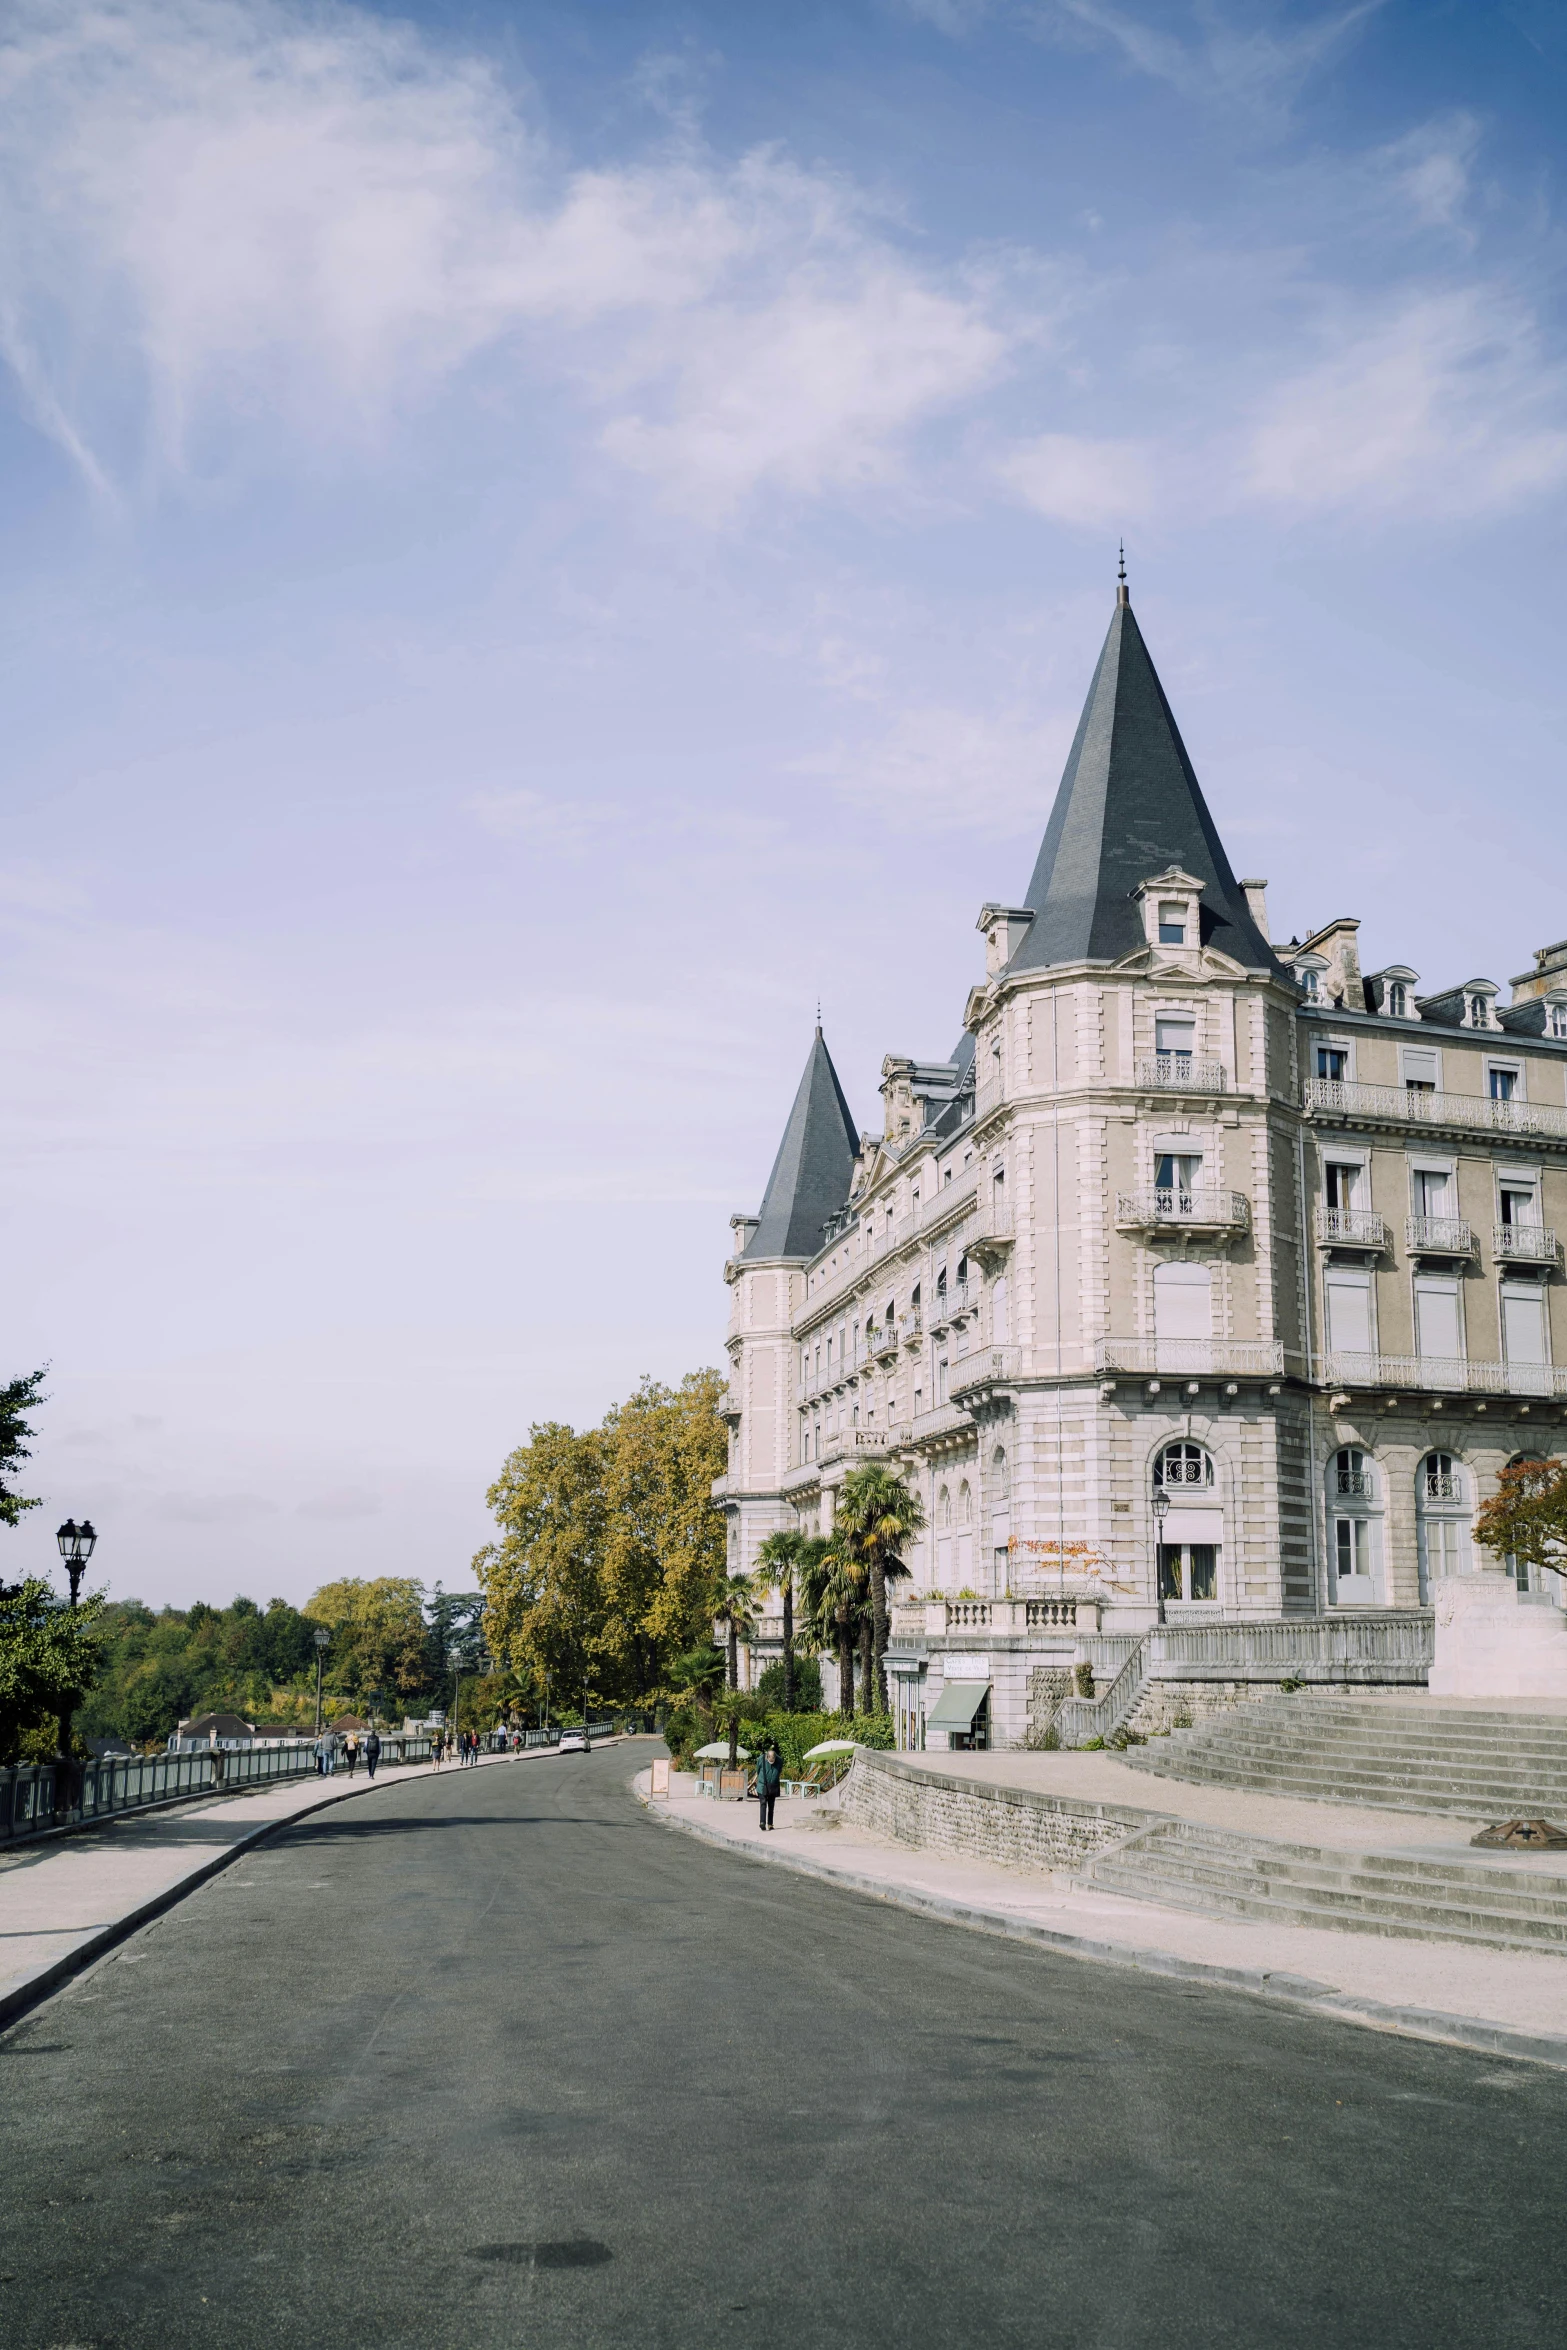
(5, 0, 1566, 1608)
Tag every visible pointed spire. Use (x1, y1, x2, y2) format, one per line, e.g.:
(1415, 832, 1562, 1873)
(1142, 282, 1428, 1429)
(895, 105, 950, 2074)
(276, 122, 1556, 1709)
(743, 1029, 859, 1260)
(1117, 540, 1129, 607)
(1007, 589, 1278, 974)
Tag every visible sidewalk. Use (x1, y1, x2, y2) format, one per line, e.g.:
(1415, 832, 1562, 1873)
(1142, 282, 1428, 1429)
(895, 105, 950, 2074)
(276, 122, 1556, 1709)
(0, 1744, 583, 2027)
(635, 1763, 1567, 2070)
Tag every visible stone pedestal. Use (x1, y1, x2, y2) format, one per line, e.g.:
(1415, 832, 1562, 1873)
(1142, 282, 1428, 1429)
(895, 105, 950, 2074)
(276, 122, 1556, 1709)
(1429, 1574, 1567, 1697)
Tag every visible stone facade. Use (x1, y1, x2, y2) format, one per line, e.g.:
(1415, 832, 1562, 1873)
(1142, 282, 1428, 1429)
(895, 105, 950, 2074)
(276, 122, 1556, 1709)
(715, 581, 1567, 1747)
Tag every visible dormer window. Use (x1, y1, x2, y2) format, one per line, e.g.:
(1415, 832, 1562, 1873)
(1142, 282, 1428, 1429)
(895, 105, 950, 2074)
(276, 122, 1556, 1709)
(1549, 1000, 1567, 1041)
(1302, 969, 1320, 1000)
(1467, 993, 1491, 1030)
(1387, 982, 1406, 1017)
(1158, 902, 1187, 946)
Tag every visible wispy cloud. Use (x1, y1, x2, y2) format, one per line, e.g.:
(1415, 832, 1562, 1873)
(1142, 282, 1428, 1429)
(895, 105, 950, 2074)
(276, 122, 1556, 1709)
(995, 430, 1159, 527)
(1033, 0, 1384, 119)
(0, 0, 1019, 517)
(1244, 287, 1567, 516)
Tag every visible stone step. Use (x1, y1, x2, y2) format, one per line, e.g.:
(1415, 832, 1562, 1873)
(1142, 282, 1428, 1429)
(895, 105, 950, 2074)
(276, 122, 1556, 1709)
(1139, 1738, 1567, 1786)
(1089, 1825, 1567, 1951)
(1125, 1754, 1567, 1817)
(1163, 1705, 1567, 1757)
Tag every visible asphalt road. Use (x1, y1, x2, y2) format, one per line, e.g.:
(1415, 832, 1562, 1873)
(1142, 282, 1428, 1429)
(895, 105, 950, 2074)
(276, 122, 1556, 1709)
(2, 1740, 1565, 2350)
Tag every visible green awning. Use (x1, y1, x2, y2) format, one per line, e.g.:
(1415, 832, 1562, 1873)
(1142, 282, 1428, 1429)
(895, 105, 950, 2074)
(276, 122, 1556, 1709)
(926, 1680, 990, 1728)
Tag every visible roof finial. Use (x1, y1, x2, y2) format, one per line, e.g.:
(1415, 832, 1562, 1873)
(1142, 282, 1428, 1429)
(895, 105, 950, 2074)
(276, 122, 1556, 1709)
(815, 996, 822, 1036)
(1117, 540, 1130, 607)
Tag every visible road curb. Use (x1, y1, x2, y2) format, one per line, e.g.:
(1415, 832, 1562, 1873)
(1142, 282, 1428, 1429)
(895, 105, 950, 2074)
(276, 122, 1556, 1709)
(0, 1746, 572, 2035)
(635, 1784, 1567, 2074)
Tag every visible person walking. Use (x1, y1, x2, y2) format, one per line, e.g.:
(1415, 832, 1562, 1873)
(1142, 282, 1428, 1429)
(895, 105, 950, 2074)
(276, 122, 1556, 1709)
(365, 1728, 381, 1781)
(314, 1729, 333, 1778)
(756, 1739, 783, 1832)
(344, 1733, 358, 1779)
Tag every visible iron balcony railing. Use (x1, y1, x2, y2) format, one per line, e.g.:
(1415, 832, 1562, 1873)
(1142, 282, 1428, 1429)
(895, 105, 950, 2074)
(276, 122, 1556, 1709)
(1306, 1077, 1567, 1143)
(1313, 1206, 1388, 1249)
(1136, 1055, 1228, 1092)
(1094, 1338, 1285, 1378)
(1495, 1223, 1560, 1265)
(1115, 1188, 1251, 1232)
(1405, 1216, 1475, 1257)
(1321, 1351, 1567, 1398)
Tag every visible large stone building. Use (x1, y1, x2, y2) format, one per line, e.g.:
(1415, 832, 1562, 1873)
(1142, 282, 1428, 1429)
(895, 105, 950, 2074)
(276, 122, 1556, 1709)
(714, 576, 1567, 1748)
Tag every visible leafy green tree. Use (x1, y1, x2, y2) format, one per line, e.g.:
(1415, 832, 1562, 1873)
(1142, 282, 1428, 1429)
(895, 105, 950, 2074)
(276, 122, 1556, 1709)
(834, 1464, 926, 1711)
(479, 1419, 610, 1705)
(598, 1372, 729, 1695)
(0, 1368, 46, 1530)
(0, 1579, 105, 1763)
(306, 1578, 434, 1712)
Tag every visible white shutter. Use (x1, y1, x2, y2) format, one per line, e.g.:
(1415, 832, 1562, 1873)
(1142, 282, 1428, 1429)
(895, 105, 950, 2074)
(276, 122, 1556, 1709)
(1402, 1047, 1439, 1086)
(1414, 1280, 1461, 1360)
(1503, 1287, 1547, 1365)
(1154, 1261, 1211, 1342)
(1155, 1016, 1196, 1054)
(1324, 1274, 1372, 1355)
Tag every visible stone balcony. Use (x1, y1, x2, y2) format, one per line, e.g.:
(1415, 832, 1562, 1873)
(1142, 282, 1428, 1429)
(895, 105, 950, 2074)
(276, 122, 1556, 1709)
(1135, 1055, 1228, 1093)
(1115, 1187, 1251, 1235)
(1313, 1206, 1388, 1251)
(1405, 1216, 1475, 1260)
(1094, 1337, 1285, 1379)
(888, 1596, 1094, 1639)
(948, 1345, 1020, 1399)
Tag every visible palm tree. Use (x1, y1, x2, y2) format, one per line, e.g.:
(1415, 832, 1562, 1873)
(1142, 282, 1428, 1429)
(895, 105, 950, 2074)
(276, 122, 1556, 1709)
(834, 1462, 927, 1713)
(797, 1537, 864, 1717)
(754, 1530, 806, 1710)
(711, 1568, 758, 1696)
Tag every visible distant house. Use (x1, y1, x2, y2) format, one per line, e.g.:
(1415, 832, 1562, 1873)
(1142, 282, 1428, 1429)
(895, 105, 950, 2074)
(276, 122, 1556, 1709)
(86, 1736, 137, 1760)
(168, 1713, 309, 1753)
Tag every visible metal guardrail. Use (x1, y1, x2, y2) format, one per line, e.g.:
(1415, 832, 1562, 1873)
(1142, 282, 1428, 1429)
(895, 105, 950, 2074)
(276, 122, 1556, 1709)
(0, 1733, 445, 1846)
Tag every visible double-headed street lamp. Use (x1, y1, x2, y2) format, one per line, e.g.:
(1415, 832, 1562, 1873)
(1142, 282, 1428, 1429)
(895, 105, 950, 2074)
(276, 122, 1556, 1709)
(313, 1626, 331, 1735)
(54, 1519, 98, 1803)
(56, 1518, 98, 1607)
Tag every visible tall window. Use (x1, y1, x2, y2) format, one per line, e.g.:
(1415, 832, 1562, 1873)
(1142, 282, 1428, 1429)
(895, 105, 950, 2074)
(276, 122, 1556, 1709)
(957, 1481, 972, 1524)
(1489, 1066, 1518, 1101)
(991, 1276, 1010, 1344)
(1155, 1442, 1213, 1488)
(1155, 1014, 1196, 1065)
(1413, 1276, 1462, 1361)
(1316, 1044, 1347, 1081)
(1153, 1151, 1202, 1204)
(1329, 1449, 1378, 1602)
(1153, 1261, 1212, 1347)
(1412, 1168, 1451, 1218)
(991, 1446, 1010, 1500)
(1499, 1183, 1539, 1228)
(1417, 1452, 1471, 1595)
(1324, 1162, 1363, 1210)
(1324, 1269, 1372, 1355)
(1159, 1541, 1217, 1602)
(1549, 1003, 1567, 1040)
(938, 1485, 952, 1529)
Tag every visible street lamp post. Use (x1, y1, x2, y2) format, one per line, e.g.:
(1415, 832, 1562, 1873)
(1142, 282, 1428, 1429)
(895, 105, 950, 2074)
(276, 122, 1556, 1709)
(313, 1627, 331, 1735)
(53, 1520, 98, 1800)
(1151, 1489, 1171, 1626)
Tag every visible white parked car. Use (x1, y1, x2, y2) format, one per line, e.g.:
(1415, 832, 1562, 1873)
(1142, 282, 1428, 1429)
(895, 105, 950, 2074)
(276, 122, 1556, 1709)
(556, 1728, 591, 1754)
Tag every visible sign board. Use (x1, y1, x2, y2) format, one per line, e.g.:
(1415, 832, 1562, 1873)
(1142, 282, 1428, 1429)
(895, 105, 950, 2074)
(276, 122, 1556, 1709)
(650, 1757, 670, 1798)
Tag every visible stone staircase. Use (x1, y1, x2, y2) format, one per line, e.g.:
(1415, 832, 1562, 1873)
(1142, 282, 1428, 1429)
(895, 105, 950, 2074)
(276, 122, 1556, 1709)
(1083, 1818, 1567, 1954)
(1123, 1695, 1567, 1819)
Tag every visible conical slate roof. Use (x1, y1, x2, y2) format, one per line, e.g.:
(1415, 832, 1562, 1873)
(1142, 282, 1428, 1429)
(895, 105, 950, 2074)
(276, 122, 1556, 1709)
(1008, 591, 1278, 973)
(743, 1029, 859, 1260)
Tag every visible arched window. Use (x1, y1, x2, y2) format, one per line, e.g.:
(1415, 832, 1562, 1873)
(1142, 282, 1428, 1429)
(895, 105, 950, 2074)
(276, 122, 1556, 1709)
(938, 1485, 952, 1529)
(991, 1446, 1010, 1500)
(1327, 1448, 1380, 1603)
(957, 1481, 973, 1524)
(1154, 1442, 1213, 1489)
(1503, 1454, 1551, 1591)
(1416, 1452, 1471, 1597)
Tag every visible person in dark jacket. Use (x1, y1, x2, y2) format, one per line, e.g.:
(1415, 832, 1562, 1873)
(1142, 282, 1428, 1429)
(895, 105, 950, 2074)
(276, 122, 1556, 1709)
(364, 1730, 381, 1780)
(756, 1740, 783, 1831)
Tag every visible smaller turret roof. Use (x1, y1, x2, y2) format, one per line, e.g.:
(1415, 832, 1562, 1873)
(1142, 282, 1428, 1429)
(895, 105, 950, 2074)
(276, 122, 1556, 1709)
(743, 1029, 859, 1261)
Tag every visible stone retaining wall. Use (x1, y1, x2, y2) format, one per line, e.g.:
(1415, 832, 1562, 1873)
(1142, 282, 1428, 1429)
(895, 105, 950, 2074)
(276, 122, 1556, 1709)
(838, 1748, 1150, 1875)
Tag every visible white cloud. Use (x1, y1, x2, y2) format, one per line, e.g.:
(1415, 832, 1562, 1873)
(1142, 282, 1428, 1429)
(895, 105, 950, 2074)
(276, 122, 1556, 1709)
(0, 0, 1017, 514)
(1036, 0, 1384, 119)
(1244, 288, 1567, 516)
(995, 430, 1158, 526)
